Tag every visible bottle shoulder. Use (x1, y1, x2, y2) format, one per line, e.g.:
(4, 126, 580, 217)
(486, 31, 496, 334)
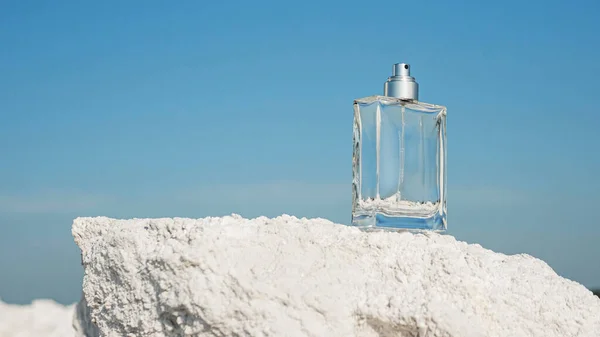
(354, 95, 446, 113)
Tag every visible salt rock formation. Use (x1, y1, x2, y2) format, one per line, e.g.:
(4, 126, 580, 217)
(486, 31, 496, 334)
(0, 298, 76, 337)
(72, 215, 600, 337)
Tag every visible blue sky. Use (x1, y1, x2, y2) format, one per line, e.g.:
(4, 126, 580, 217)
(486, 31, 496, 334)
(1, 0, 599, 304)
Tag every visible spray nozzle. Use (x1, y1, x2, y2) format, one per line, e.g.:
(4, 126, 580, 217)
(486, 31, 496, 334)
(384, 63, 419, 100)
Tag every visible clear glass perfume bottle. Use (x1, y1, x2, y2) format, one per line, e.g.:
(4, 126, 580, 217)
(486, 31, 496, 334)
(352, 63, 447, 231)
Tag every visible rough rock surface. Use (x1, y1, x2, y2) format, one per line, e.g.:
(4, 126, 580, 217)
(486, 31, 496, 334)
(0, 298, 76, 337)
(72, 215, 600, 337)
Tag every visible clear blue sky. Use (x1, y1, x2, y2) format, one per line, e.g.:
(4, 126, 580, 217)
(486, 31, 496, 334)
(1, 0, 599, 304)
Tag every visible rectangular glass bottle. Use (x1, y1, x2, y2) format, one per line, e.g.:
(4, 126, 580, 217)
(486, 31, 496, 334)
(352, 63, 447, 231)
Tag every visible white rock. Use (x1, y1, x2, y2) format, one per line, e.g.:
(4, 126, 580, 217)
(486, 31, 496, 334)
(72, 215, 600, 337)
(0, 298, 76, 337)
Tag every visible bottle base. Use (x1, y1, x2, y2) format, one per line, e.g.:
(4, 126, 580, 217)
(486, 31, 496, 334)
(351, 212, 446, 232)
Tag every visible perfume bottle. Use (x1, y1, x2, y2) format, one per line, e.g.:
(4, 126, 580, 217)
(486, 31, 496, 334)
(352, 63, 447, 231)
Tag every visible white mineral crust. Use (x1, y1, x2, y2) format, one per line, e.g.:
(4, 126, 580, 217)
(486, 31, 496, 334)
(0, 299, 76, 337)
(72, 215, 600, 337)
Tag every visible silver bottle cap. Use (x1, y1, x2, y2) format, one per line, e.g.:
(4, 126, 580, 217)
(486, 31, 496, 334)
(383, 63, 419, 100)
